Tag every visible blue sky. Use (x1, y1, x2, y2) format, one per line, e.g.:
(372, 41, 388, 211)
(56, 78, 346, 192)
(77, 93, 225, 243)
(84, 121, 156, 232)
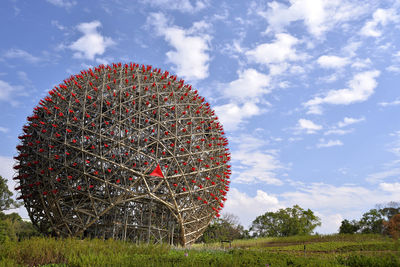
(1, 0, 400, 234)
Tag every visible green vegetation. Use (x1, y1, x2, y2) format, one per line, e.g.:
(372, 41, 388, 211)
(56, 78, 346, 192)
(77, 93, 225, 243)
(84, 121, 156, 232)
(339, 202, 400, 235)
(2, 171, 400, 266)
(250, 205, 321, 237)
(0, 234, 399, 266)
(0, 176, 21, 212)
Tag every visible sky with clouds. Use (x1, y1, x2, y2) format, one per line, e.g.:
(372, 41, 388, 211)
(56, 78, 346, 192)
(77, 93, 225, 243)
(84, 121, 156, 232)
(1, 0, 400, 234)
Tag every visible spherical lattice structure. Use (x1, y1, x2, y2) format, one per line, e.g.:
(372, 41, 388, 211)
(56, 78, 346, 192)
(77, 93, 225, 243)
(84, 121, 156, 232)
(14, 62, 231, 246)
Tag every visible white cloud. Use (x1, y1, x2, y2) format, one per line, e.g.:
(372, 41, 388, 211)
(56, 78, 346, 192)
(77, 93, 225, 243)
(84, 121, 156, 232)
(386, 131, 400, 157)
(297, 118, 322, 134)
(0, 80, 23, 106)
(46, 0, 76, 9)
(317, 55, 349, 69)
(0, 156, 14, 181)
(324, 129, 353, 136)
(227, 182, 400, 233)
(317, 139, 343, 148)
(281, 183, 373, 217)
(230, 134, 284, 185)
(316, 213, 343, 234)
(386, 65, 400, 73)
(215, 68, 271, 131)
(379, 98, 400, 107)
(224, 188, 282, 228)
(140, 0, 207, 13)
(366, 167, 400, 183)
(0, 127, 9, 133)
(221, 68, 271, 101)
(379, 182, 400, 193)
(51, 20, 66, 31)
(351, 58, 372, 69)
(69, 21, 115, 60)
(304, 70, 380, 114)
(337, 117, 365, 128)
(3, 48, 41, 63)
(322, 117, 364, 136)
(258, 0, 368, 38)
(214, 102, 263, 132)
(246, 33, 304, 66)
(360, 8, 399, 37)
(148, 13, 211, 81)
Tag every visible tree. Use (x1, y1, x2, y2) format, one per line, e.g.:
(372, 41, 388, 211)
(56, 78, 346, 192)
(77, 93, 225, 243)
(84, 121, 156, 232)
(250, 205, 321, 237)
(358, 209, 385, 234)
(0, 212, 40, 242)
(199, 213, 246, 243)
(0, 175, 21, 211)
(339, 202, 400, 235)
(378, 202, 400, 221)
(383, 214, 400, 239)
(339, 219, 360, 234)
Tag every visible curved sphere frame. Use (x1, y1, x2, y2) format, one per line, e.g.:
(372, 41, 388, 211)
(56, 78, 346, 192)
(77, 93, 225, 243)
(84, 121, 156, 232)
(14, 62, 231, 246)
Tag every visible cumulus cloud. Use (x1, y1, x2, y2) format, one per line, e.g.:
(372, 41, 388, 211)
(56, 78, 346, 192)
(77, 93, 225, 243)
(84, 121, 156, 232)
(297, 118, 322, 134)
(317, 55, 349, 69)
(214, 102, 263, 132)
(258, 0, 368, 38)
(215, 68, 270, 131)
(46, 0, 76, 9)
(361, 8, 399, 37)
(148, 13, 211, 81)
(317, 138, 343, 148)
(0, 80, 24, 106)
(230, 134, 284, 185)
(140, 0, 207, 13)
(224, 188, 282, 228)
(69, 21, 115, 61)
(221, 69, 271, 101)
(2, 48, 41, 63)
(304, 70, 380, 114)
(246, 33, 304, 67)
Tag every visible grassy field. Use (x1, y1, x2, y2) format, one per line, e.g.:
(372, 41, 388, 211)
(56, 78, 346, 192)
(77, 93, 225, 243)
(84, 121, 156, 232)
(0, 234, 399, 266)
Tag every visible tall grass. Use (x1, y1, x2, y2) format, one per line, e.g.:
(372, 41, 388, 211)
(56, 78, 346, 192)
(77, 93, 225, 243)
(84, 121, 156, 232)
(0, 234, 399, 266)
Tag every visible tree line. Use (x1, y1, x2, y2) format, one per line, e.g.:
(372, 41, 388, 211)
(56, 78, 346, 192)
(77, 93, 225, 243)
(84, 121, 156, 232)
(199, 202, 400, 243)
(339, 201, 400, 238)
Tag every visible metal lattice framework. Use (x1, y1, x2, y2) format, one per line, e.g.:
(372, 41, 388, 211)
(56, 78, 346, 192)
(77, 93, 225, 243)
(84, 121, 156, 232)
(14, 62, 231, 246)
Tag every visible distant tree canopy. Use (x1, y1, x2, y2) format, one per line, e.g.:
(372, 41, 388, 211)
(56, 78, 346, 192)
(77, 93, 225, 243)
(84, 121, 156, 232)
(339, 219, 360, 234)
(198, 213, 248, 243)
(0, 175, 21, 211)
(383, 214, 400, 239)
(339, 202, 400, 236)
(0, 211, 40, 242)
(250, 205, 321, 237)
